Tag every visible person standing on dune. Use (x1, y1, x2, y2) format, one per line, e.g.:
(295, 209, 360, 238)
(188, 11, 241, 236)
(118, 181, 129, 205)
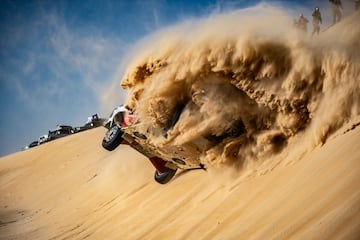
(329, 0, 343, 24)
(298, 14, 309, 33)
(356, 0, 360, 10)
(312, 7, 322, 35)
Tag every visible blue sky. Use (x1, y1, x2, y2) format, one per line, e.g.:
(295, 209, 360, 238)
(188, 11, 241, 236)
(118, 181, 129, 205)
(0, 0, 352, 156)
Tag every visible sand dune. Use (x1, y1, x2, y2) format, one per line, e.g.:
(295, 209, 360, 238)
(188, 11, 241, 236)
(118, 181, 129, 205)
(1, 6, 360, 240)
(0, 123, 359, 239)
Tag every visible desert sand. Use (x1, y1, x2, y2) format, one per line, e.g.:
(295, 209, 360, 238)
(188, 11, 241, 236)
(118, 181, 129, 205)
(1, 6, 360, 240)
(1, 122, 359, 239)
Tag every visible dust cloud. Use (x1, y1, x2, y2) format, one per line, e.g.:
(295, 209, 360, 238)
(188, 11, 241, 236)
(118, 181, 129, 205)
(119, 5, 360, 169)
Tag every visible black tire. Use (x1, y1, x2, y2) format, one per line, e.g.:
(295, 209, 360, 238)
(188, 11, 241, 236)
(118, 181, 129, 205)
(102, 125, 124, 151)
(154, 167, 177, 184)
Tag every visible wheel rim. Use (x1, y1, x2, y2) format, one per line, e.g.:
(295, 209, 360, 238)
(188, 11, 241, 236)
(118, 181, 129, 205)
(106, 126, 118, 141)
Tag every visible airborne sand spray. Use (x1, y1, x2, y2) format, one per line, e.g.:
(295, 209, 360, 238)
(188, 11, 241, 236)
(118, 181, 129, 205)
(119, 5, 360, 169)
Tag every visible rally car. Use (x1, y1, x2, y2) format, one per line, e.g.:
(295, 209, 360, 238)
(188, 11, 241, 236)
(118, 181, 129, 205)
(101, 104, 214, 184)
(101, 101, 246, 184)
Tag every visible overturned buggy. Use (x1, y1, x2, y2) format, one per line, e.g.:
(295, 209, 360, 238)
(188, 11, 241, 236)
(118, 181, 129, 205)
(102, 103, 245, 184)
(102, 105, 208, 184)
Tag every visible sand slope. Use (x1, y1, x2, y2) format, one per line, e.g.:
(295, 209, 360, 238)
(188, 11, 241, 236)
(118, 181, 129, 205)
(1, 11, 360, 239)
(1, 124, 359, 240)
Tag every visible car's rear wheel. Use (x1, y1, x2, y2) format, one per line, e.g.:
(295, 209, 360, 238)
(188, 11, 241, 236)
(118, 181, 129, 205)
(102, 125, 124, 151)
(154, 167, 177, 184)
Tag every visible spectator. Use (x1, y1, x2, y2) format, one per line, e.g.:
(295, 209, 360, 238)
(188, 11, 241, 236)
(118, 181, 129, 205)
(298, 14, 309, 33)
(329, 0, 343, 24)
(312, 7, 322, 35)
(356, 0, 360, 10)
(293, 19, 299, 28)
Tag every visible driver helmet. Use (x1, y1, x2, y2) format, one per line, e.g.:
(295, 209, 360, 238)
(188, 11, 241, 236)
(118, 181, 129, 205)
(115, 105, 136, 127)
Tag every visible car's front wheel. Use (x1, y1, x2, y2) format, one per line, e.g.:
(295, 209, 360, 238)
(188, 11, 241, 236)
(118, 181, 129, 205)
(154, 167, 177, 184)
(102, 125, 124, 151)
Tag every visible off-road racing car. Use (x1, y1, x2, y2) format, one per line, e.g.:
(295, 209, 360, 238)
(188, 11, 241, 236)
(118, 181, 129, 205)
(102, 102, 245, 184)
(102, 105, 209, 184)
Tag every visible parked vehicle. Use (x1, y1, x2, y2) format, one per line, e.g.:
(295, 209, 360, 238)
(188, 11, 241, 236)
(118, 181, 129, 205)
(38, 134, 49, 145)
(75, 114, 106, 133)
(22, 114, 106, 152)
(28, 141, 39, 148)
(48, 125, 74, 141)
(23, 140, 39, 150)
